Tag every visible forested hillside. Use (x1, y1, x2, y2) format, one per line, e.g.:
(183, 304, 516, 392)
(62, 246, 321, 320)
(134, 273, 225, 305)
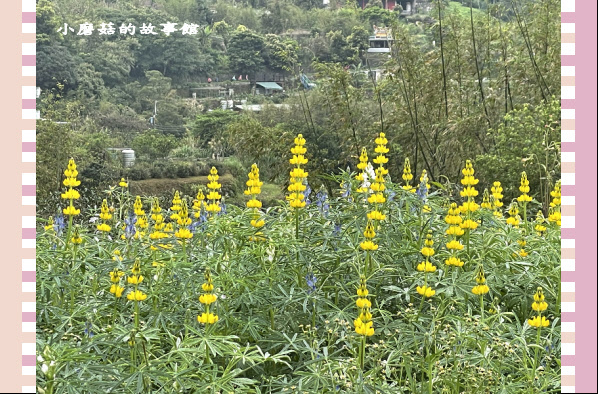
(37, 0, 560, 213)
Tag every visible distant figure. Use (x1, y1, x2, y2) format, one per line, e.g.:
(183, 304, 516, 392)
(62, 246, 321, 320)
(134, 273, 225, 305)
(245, 74, 249, 81)
(207, 77, 212, 83)
(232, 75, 236, 81)
(239, 74, 243, 80)
(215, 77, 219, 83)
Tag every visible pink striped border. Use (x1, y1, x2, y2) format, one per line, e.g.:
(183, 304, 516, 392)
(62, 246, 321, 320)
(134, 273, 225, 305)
(21, 0, 36, 392)
(18, 0, 597, 392)
(563, 0, 598, 392)
(560, 2, 576, 391)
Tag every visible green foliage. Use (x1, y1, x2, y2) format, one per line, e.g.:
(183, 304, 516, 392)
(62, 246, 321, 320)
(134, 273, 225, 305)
(227, 29, 267, 75)
(131, 129, 178, 160)
(475, 98, 561, 207)
(191, 110, 239, 150)
(81, 40, 138, 87)
(37, 0, 63, 45)
(36, 166, 561, 393)
(361, 5, 395, 26)
(264, 34, 300, 72)
(37, 45, 80, 91)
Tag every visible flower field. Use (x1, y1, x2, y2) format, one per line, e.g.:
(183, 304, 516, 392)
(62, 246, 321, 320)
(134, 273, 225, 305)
(37, 133, 561, 393)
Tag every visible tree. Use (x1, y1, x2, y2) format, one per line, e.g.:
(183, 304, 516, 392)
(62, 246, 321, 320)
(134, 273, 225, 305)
(264, 35, 300, 72)
(191, 110, 238, 149)
(82, 40, 138, 87)
(361, 6, 394, 26)
(346, 25, 370, 60)
(36, 0, 62, 45)
(227, 30, 266, 76)
(138, 70, 173, 112)
(327, 30, 359, 64)
(73, 63, 105, 100)
(37, 45, 80, 91)
(131, 129, 178, 160)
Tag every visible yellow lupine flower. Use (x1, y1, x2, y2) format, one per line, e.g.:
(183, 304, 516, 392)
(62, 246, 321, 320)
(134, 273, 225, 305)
(550, 180, 561, 208)
(472, 266, 489, 295)
(127, 290, 148, 301)
(198, 267, 219, 324)
(198, 313, 219, 324)
(360, 240, 378, 251)
(446, 240, 464, 250)
(110, 284, 125, 298)
(110, 268, 124, 283)
(199, 294, 218, 305)
(528, 315, 550, 327)
(127, 275, 144, 285)
(355, 297, 371, 309)
(517, 172, 533, 203)
(367, 210, 386, 221)
(97, 223, 111, 232)
(420, 246, 434, 257)
(61, 189, 80, 200)
(417, 261, 437, 272)
(528, 287, 550, 327)
(416, 285, 435, 298)
(445, 256, 464, 267)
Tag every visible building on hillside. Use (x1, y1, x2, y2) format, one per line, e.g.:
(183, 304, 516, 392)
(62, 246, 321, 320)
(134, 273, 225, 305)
(254, 82, 284, 95)
(398, 0, 417, 14)
(364, 27, 393, 81)
(357, 0, 416, 12)
(367, 26, 393, 54)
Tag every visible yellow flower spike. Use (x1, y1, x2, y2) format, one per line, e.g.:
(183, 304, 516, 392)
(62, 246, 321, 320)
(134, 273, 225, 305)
(528, 315, 550, 328)
(402, 158, 414, 191)
(205, 168, 223, 215)
(360, 240, 378, 251)
(363, 222, 376, 239)
(481, 189, 492, 209)
(110, 284, 125, 298)
(416, 285, 435, 298)
(417, 261, 437, 273)
(71, 228, 82, 244)
(528, 287, 550, 328)
(445, 256, 464, 267)
(550, 180, 561, 208)
(419, 170, 431, 191)
(535, 211, 547, 236)
(119, 178, 128, 188)
(127, 275, 144, 285)
(131, 260, 141, 275)
(517, 171, 533, 203)
(99, 199, 112, 220)
(109, 268, 124, 283)
(367, 210, 386, 221)
(355, 275, 374, 336)
(198, 267, 219, 324)
(471, 266, 490, 295)
(134, 196, 145, 216)
(44, 216, 54, 232)
(127, 290, 148, 302)
(357, 148, 368, 170)
(506, 202, 521, 227)
(61, 158, 81, 217)
(288, 135, 309, 210)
